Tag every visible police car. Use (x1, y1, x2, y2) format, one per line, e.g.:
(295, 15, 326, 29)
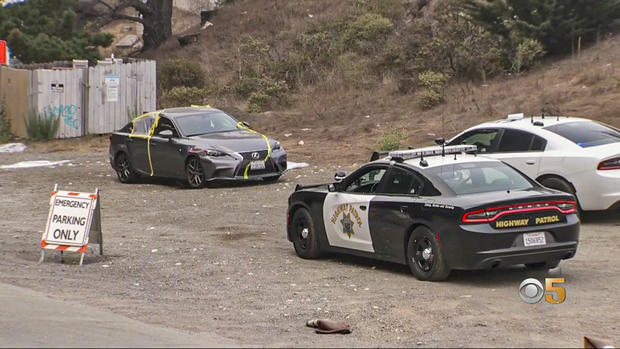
(447, 114, 620, 211)
(286, 145, 579, 281)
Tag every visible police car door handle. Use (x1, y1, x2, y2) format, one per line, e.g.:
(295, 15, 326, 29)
(526, 160, 536, 165)
(359, 205, 367, 211)
(400, 205, 409, 213)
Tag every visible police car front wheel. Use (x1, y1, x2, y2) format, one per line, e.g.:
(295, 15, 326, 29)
(406, 226, 450, 281)
(291, 208, 321, 259)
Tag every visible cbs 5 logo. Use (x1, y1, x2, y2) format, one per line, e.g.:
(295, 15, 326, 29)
(519, 278, 566, 304)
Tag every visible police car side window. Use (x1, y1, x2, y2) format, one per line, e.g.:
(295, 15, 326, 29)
(497, 129, 535, 152)
(453, 129, 500, 153)
(344, 168, 387, 194)
(379, 168, 424, 195)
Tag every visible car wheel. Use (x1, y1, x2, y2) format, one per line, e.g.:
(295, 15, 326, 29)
(406, 226, 450, 281)
(525, 260, 560, 270)
(186, 157, 206, 189)
(115, 152, 139, 183)
(539, 177, 582, 217)
(291, 208, 321, 259)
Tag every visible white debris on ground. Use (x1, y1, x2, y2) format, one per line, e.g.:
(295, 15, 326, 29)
(286, 161, 310, 170)
(0, 160, 71, 169)
(0, 143, 27, 153)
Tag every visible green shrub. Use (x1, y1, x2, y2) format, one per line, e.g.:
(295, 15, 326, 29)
(0, 104, 11, 143)
(25, 109, 60, 141)
(344, 13, 393, 43)
(338, 52, 372, 85)
(160, 87, 209, 108)
(378, 130, 406, 151)
(512, 39, 546, 72)
(417, 71, 448, 109)
(158, 60, 206, 92)
(247, 92, 271, 113)
(244, 77, 290, 113)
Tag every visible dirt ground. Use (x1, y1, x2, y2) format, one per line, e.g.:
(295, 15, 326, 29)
(0, 139, 618, 348)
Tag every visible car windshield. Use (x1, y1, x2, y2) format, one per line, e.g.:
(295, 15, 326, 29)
(427, 161, 533, 195)
(544, 121, 620, 148)
(175, 111, 239, 136)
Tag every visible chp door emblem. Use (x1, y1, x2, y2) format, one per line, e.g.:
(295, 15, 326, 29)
(251, 152, 260, 160)
(330, 203, 363, 239)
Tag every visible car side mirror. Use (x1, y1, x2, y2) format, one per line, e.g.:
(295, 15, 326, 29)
(328, 184, 337, 192)
(241, 121, 251, 128)
(159, 129, 174, 138)
(334, 171, 346, 183)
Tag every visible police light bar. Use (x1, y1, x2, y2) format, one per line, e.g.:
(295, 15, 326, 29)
(389, 145, 477, 160)
(507, 113, 524, 121)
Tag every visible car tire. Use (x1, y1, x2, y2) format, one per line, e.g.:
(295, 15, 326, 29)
(525, 260, 560, 270)
(291, 208, 321, 259)
(115, 152, 139, 184)
(186, 157, 207, 189)
(406, 226, 451, 281)
(539, 177, 582, 217)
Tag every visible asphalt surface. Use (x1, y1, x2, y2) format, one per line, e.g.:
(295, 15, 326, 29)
(0, 282, 235, 348)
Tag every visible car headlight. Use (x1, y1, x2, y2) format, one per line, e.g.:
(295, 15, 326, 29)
(189, 146, 226, 157)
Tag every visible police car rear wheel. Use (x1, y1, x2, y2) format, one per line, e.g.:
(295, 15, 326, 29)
(115, 152, 139, 183)
(539, 177, 582, 217)
(291, 208, 320, 259)
(407, 226, 450, 281)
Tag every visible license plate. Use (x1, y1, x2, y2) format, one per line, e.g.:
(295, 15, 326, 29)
(250, 160, 265, 170)
(523, 232, 546, 247)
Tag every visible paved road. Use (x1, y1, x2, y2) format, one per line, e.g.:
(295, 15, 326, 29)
(0, 282, 236, 348)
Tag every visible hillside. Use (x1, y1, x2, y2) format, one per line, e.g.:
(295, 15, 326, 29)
(140, 0, 620, 165)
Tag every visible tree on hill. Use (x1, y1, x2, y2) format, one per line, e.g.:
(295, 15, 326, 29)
(462, 0, 620, 55)
(0, 0, 114, 63)
(82, 0, 173, 51)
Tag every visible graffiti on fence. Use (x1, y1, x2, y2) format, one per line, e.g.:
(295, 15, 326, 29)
(44, 104, 80, 130)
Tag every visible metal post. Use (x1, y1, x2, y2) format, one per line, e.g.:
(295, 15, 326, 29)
(39, 183, 59, 264)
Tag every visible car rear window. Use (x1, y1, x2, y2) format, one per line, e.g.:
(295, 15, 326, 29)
(544, 121, 620, 148)
(427, 162, 533, 195)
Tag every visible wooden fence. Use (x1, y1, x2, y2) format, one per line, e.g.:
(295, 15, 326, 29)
(0, 59, 156, 139)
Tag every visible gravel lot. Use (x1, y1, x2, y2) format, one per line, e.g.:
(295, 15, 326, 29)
(0, 142, 618, 347)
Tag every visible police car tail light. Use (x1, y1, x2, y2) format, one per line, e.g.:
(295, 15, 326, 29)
(598, 156, 620, 170)
(462, 200, 577, 223)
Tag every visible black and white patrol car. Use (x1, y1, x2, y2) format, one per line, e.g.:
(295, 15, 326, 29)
(286, 145, 580, 281)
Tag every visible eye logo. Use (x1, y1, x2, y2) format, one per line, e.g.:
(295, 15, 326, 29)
(519, 278, 544, 303)
(519, 277, 566, 304)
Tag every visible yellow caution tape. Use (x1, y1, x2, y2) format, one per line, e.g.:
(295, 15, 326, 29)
(129, 111, 161, 176)
(191, 104, 211, 108)
(237, 121, 271, 180)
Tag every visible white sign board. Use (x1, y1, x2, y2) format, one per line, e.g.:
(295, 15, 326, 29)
(105, 75, 120, 102)
(43, 191, 97, 247)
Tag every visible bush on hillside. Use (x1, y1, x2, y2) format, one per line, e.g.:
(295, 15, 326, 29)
(511, 39, 546, 72)
(378, 130, 406, 151)
(158, 60, 206, 92)
(160, 87, 209, 109)
(417, 71, 447, 109)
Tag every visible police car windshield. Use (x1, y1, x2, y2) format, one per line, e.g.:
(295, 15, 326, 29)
(544, 121, 620, 148)
(427, 162, 533, 195)
(176, 111, 239, 136)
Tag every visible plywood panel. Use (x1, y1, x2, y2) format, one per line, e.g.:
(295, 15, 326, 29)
(0, 66, 31, 139)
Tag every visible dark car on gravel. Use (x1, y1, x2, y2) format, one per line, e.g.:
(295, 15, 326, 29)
(286, 145, 580, 281)
(109, 106, 287, 188)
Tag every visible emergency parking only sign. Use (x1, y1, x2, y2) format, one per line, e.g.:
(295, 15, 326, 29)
(44, 191, 96, 246)
(40, 187, 103, 265)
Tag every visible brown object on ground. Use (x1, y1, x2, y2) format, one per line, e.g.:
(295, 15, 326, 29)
(306, 319, 351, 334)
(584, 336, 614, 348)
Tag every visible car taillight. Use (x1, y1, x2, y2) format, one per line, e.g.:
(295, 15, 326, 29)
(462, 200, 577, 223)
(109, 134, 113, 142)
(598, 156, 620, 170)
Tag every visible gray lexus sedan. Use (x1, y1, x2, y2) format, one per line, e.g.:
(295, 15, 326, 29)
(109, 106, 287, 188)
